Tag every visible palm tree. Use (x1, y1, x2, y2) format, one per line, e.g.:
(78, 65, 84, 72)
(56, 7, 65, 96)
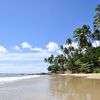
(56, 54, 66, 71)
(74, 25, 91, 49)
(60, 45, 63, 51)
(44, 58, 48, 62)
(63, 47, 69, 56)
(44, 54, 54, 64)
(66, 38, 72, 46)
(66, 38, 74, 58)
(94, 4, 100, 30)
(92, 29, 100, 46)
(68, 46, 75, 57)
(68, 46, 74, 51)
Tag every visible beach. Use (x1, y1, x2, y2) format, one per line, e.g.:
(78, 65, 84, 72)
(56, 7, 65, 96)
(0, 75, 100, 100)
(0, 75, 60, 100)
(0, 75, 51, 100)
(60, 73, 100, 79)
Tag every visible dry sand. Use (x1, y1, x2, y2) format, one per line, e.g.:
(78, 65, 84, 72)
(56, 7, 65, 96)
(60, 73, 100, 79)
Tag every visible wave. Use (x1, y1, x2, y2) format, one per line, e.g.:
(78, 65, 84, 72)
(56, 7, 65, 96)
(0, 75, 41, 84)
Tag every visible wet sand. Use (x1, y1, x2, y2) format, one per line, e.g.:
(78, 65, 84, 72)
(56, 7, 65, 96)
(0, 75, 100, 100)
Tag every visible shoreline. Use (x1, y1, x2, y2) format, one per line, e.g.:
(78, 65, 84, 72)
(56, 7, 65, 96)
(0, 75, 41, 84)
(0, 74, 100, 100)
(60, 73, 100, 79)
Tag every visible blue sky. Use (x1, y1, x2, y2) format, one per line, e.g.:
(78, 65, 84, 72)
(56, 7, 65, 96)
(0, 0, 99, 73)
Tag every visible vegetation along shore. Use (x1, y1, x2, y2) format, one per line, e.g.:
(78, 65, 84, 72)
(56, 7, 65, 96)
(44, 4, 100, 74)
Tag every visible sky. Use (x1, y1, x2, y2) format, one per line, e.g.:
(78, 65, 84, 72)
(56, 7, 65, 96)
(0, 0, 99, 73)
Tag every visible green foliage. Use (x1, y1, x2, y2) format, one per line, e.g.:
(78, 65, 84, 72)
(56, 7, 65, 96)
(44, 4, 100, 74)
(74, 24, 91, 49)
(66, 38, 72, 45)
(47, 65, 66, 73)
(94, 4, 100, 29)
(47, 65, 60, 73)
(93, 68, 100, 73)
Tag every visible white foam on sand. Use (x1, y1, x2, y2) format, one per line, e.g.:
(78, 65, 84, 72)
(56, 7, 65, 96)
(0, 75, 41, 84)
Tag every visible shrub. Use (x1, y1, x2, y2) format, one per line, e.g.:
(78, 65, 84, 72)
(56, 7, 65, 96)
(93, 68, 100, 73)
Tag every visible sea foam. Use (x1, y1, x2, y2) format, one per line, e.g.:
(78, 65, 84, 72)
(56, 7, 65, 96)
(0, 75, 40, 84)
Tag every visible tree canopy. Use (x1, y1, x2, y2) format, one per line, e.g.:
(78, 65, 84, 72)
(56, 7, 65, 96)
(44, 4, 100, 74)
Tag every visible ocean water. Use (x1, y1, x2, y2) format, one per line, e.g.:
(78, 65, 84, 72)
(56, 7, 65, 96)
(0, 73, 34, 77)
(0, 73, 40, 84)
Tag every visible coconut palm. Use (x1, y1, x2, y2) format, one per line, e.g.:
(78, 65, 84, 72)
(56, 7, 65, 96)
(63, 47, 69, 56)
(44, 5, 100, 74)
(55, 54, 66, 71)
(74, 25, 91, 49)
(93, 29, 100, 46)
(44, 58, 48, 62)
(94, 4, 100, 30)
(60, 45, 64, 51)
(66, 38, 72, 45)
(44, 54, 54, 64)
(68, 46, 74, 51)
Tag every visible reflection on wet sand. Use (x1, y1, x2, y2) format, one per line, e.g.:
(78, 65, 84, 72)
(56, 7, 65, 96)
(0, 75, 100, 100)
(49, 75, 100, 100)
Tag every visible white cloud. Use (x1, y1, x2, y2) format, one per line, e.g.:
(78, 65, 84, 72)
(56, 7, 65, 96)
(20, 41, 100, 54)
(0, 49, 51, 73)
(92, 41, 100, 47)
(0, 63, 47, 73)
(22, 42, 32, 49)
(1, 41, 100, 73)
(0, 52, 51, 61)
(0, 42, 60, 73)
(14, 45, 21, 51)
(63, 42, 78, 49)
(21, 41, 60, 53)
(31, 47, 45, 52)
(71, 42, 78, 48)
(46, 42, 59, 52)
(0, 46, 7, 53)
(21, 42, 44, 52)
(56, 50, 62, 54)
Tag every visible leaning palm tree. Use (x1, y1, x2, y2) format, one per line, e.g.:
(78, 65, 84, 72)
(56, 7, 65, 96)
(94, 4, 100, 30)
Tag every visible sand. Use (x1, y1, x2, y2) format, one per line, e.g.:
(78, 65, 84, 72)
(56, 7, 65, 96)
(60, 73, 100, 79)
(0, 75, 100, 100)
(0, 76, 51, 100)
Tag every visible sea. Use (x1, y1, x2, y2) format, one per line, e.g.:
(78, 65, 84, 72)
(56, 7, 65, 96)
(0, 73, 40, 85)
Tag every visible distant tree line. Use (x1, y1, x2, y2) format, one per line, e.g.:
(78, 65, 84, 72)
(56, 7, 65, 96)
(44, 4, 100, 73)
